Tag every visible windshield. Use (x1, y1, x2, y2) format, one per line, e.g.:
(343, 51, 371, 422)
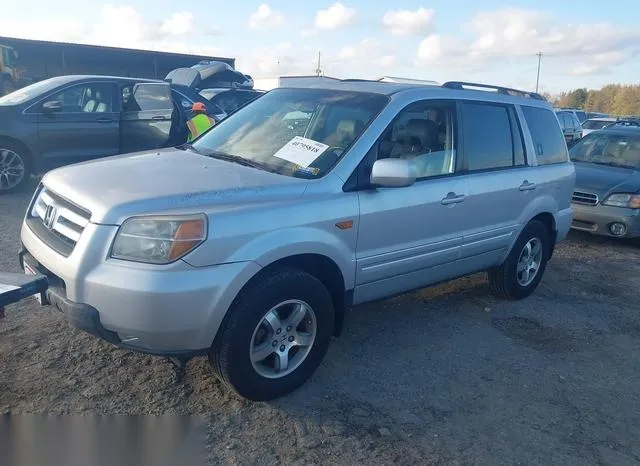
(570, 132, 640, 169)
(191, 88, 388, 178)
(0, 76, 73, 106)
(582, 120, 614, 130)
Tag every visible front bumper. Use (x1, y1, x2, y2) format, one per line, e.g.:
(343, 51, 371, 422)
(20, 220, 261, 355)
(571, 203, 640, 238)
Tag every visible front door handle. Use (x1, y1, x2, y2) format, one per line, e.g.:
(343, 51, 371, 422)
(152, 116, 169, 121)
(519, 181, 537, 191)
(96, 117, 114, 123)
(441, 192, 466, 205)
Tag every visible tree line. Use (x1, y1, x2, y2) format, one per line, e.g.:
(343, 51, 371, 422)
(547, 84, 640, 117)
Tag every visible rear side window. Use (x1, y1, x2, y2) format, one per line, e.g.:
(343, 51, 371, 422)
(523, 106, 567, 165)
(461, 102, 515, 171)
(125, 84, 173, 111)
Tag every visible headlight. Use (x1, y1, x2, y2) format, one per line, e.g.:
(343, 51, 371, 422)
(602, 193, 640, 209)
(111, 214, 207, 264)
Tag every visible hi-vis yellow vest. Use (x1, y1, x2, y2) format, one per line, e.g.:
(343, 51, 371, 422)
(187, 114, 215, 142)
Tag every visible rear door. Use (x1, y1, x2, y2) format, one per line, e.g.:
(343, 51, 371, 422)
(120, 82, 174, 153)
(454, 100, 534, 271)
(36, 80, 120, 169)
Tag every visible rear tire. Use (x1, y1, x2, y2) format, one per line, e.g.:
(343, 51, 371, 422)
(0, 140, 31, 194)
(488, 220, 550, 300)
(210, 267, 334, 401)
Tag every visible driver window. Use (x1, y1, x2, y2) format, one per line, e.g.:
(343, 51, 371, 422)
(375, 101, 456, 179)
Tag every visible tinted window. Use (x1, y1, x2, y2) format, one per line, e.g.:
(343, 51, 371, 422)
(47, 82, 116, 113)
(462, 102, 514, 171)
(523, 106, 567, 165)
(373, 101, 457, 179)
(575, 111, 587, 123)
(125, 84, 172, 111)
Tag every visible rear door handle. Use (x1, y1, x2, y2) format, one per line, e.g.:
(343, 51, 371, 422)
(441, 192, 466, 205)
(152, 116, 169, 121)
(96, 117, 114, 123)
(519, 181, 537, 191)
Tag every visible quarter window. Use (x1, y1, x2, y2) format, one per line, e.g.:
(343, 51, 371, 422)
(461, 102, 515, 171)
(373, 101, 457, 179)
(523, 106, 567, 165)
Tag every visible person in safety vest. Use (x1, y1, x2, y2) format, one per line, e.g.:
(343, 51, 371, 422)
(187, 102, 215, 142)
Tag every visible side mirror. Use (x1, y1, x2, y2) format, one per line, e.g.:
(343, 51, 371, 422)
(42, 100, 62, 112)
(12, 50, 19, 60)
(370, 158, 417, 188)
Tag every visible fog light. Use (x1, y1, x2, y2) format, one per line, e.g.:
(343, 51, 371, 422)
(609, 222, 627, 236)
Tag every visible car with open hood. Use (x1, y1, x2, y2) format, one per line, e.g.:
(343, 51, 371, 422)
(0, 75, 225, 193)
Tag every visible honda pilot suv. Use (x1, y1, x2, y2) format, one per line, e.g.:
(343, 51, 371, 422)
(20, 80, 575, 401)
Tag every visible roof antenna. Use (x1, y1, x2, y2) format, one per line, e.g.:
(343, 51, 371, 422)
(315, 51, 323, 77)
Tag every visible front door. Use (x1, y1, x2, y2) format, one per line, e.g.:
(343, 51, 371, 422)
(36, 81, 120, 170)
(120, 82, 174, 154)
(354, 100, 468, 304)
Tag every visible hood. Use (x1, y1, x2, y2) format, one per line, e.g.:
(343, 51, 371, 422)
(574, 162, 640, 199)
(42, 148, 308, 225)
(165, 61, 253, 90)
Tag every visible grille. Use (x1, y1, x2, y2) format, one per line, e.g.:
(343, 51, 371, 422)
(572, 190, 598, 206)
(29, 186, 91, 256)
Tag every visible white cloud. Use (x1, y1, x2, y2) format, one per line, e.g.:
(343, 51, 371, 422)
(159, 12, 196, 36)
(237, 42, 315, 77)
(417, 34, 442, 64)
(315, 3, 357, 30)
(0, 5, 221, 55)
(249, 4, 285, 30)
(335, 38, 397, 76)
(414, 7, 640, 79)
(382, 8, 434, 36)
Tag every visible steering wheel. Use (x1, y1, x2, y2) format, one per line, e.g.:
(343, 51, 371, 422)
(325, 146, 346, 157)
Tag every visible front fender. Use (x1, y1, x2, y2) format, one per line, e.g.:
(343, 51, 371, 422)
(227, 226, 356, 289)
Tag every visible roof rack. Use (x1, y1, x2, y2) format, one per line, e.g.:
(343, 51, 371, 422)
(442, 81, 546, 101)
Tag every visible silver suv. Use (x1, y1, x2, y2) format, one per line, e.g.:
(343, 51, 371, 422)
(20, 80, 575, 400)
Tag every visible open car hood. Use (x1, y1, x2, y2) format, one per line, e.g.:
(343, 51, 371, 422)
(165, 61, 254, 90)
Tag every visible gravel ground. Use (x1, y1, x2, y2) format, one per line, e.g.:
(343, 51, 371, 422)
(2, 182, 640, 465)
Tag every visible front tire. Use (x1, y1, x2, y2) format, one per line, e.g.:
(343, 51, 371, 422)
(488, 220, 550, 300)
(210, 267, 334, 401)
(0, 142, 30, 194)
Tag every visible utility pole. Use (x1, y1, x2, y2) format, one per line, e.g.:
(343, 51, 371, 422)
(535, 52, 543, 93)
(315, 51, 323, 77)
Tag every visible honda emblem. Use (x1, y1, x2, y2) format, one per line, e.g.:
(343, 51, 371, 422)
(43, 205, 57, 229)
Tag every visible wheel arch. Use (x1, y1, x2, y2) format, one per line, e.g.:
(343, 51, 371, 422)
(234, 253, 350, 338)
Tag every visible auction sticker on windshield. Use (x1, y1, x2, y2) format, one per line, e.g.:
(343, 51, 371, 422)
(273, 136, 329, 167)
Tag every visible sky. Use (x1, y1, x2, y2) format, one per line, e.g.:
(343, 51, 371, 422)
(1, 0, 639, 94)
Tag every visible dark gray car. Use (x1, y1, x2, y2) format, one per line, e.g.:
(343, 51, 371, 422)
(555, 110, 583, 147)
(569, 127, 640, 238)
(0, 75, 223, 193)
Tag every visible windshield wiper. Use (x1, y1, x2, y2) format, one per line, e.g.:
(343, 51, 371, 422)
(203, 150, 275, 172)
(589, 161, 636, 169)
